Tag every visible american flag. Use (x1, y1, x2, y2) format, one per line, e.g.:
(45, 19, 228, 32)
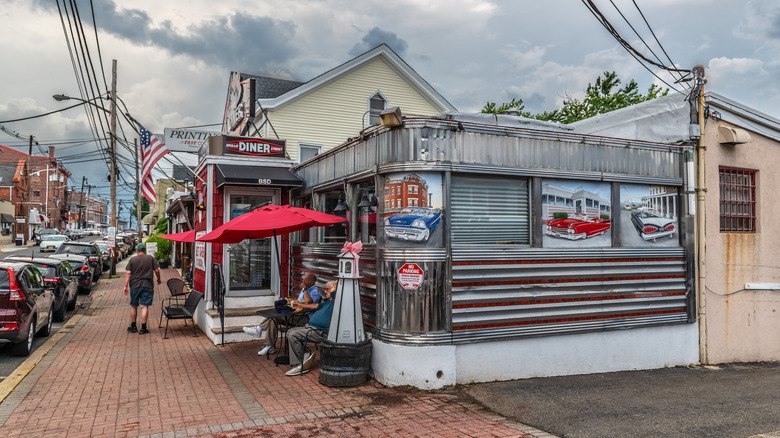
(138, 123, 170, 203)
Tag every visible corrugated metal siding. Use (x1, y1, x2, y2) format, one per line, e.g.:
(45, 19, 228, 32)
(268, 59, 448, 162)
(448, 248, 688, 344)
(291, 245, 377, 327)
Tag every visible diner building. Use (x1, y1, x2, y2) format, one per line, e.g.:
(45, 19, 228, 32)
(287, 111, 698, 389)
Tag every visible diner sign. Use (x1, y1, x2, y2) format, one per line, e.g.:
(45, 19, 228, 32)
(223, 136, 286, 158)
(397, 263, 424, 290)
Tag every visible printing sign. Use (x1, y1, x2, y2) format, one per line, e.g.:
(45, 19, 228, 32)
(397, 263, 424, 290)
(224, 137, 286, 158)
(164, 128, 220, 152)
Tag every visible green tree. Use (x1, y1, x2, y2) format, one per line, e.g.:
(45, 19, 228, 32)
(481, 71, 668, 124)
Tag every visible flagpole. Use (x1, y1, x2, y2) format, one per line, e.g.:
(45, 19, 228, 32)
(136, 137, 141, 243)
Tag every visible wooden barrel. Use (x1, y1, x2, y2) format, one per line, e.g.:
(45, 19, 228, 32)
(318, 339, 372, 387)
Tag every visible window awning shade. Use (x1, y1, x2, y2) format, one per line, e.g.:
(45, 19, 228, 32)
(214, 164, 302, 188)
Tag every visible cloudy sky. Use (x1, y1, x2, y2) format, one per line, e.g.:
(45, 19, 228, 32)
(1, 0, 779, 218)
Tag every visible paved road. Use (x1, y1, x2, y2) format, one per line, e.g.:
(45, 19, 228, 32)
(466, 363, 780, 438)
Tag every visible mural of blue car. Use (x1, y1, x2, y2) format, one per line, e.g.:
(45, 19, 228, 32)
(384, 207, 442, 243)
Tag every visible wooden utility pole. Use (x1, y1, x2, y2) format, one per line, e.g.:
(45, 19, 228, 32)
(110, 59, 118, 275)
(25, 135, 32, 244)
(136, 138, 142, 242)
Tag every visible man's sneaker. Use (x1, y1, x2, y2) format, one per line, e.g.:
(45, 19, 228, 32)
(242, 325, 263, 338)
(127, 325, 138, 333)
(138, 327, 149, 335)
(302, 352, 314, 371)
(257, 345, 276, 356)
(285, 365, 309, 376)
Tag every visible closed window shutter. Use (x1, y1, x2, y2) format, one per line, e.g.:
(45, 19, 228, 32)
(451, 175, 530, 244)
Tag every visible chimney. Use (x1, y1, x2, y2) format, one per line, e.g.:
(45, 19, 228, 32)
(48, 146, 55, 157)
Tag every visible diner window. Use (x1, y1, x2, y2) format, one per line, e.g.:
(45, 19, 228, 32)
(298, 144, 321, 163)
(321, 189, 347, 243)
(720, 167, 756, 232)
(368, 92, 387, 126)
(355, 180, 377, 245)
(451, 175, 530, 245)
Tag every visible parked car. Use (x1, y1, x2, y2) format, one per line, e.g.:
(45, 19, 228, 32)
(545, 214, 611, 240)
(6, 256, 78, 322)
(0, 261, 55, 356)
(35, 228, 60, 245)
(54, 242, 102, 282)
(47, 253, 94, 293)
(94, 241, 113, 272)
(116, 241, 130, 259)
(39, 234, 69, 253)
(630, 207, 676, 242)
(384, 207, 442, 243)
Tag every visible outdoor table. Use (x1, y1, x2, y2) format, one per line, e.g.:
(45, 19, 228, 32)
(256, 308, 309, 366)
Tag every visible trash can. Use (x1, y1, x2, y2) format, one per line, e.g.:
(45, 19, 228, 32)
(15, 236, 23, 246)
(318, 339, 372, 387)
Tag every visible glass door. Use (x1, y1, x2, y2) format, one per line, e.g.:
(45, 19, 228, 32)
(224, 189, 278, 297)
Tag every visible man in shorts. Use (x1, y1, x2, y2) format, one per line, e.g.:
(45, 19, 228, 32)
(123, 242, 161, 334)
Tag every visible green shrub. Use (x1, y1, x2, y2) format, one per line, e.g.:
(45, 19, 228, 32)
(600, 214, 610, 220)
(145, 234, 172, 265)
(552, 212, 569, 219)
(154, 216, 168, 235)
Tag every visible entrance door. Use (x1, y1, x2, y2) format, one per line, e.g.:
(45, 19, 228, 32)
(223, 189, 279, 297)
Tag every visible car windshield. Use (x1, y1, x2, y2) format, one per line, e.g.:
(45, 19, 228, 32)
(58, 244, 95, 255)
(400, 208, 436, 218)
(95, 243, 108, 251)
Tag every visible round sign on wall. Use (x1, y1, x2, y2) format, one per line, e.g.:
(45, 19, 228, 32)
(397, 263, 424, 290)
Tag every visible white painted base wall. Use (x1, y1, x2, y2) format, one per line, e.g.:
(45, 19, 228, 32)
(371, 324, 699, 389)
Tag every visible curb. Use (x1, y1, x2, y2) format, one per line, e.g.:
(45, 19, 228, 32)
(0, 313, 85, 404)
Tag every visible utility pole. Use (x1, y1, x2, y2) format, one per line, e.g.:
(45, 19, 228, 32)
(80, 176, 86, 229)
(110, 59, 118, 275)
(25, 135, 32, 244)
(135, 137, 142, 242)
(86, 184, 92, 229)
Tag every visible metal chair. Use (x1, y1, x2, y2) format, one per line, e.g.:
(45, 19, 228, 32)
(160, 291, 203, 339)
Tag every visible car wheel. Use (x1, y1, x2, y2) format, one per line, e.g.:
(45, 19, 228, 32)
(39, 309, 53, 337)
(12, 318, 34, 357)
(54, 296, 67, 322)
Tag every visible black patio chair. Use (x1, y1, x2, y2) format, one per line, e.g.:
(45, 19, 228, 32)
(160, 290, 204, 339)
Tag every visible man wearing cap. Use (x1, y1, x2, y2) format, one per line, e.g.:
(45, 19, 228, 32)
(123, 242, 161, 334)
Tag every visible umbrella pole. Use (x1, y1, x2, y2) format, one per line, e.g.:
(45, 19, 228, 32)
(274, 230, 282, 297)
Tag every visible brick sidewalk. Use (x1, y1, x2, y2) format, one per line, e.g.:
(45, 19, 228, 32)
(0, 265, 551, 438)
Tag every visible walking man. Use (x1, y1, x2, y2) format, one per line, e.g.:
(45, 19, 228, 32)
(123, 242, 161, 334)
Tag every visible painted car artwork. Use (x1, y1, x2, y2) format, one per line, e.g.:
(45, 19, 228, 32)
(630, 207, 676, 241)
(545, 214, 611, 240)
(384, 207, 442, 243)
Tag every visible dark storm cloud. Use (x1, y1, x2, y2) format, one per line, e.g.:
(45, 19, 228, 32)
(349, 27, 408, 57)
(36, 0, 297, 72)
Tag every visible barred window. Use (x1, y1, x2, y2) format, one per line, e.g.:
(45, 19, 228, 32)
(719, 167, 756, 232)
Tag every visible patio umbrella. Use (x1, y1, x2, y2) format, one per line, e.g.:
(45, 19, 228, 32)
(197, 204, 345, 244)
(158, 229, 197, 242)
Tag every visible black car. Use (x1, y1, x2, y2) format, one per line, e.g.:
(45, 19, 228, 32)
(94, 241, 113, 272)
(6, 257, 79, 322)
(55, 242, 102, 282)
(0, 261, 55, 356)
(47, 254, 94, 293)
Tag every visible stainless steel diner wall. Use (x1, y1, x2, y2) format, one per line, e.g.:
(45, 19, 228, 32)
(290, 245, 377, 327)
(450, 247, 689, 344)
(293, 117, 684, 190)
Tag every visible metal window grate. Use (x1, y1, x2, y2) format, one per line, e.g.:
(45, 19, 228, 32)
(719, 167, 756, 232)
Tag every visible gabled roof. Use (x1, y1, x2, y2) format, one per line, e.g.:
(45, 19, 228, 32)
(253, 44, 456, 112)
(240, 73, 305, 99)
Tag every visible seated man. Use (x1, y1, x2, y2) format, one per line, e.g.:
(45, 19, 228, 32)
(243, 272, 321, 356)
(285, 280, 338, 376)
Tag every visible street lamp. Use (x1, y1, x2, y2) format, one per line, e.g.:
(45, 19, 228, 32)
(52, 94, 111, 114)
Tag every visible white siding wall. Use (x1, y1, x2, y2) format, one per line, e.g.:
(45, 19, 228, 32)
(266, 58, 447, 162)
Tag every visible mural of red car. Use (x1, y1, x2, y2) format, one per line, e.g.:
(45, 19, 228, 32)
(545, 214, 611, 240)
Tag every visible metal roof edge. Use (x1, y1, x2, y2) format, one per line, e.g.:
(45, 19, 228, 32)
(704, 91, 780, 137)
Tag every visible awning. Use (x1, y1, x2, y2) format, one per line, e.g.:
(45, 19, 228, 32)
(142, 213, 158, 225)
(0, 213, 15, 224)
(215, 164, 302, 188)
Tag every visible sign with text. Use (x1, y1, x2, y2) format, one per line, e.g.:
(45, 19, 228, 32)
(194, 231, 206, 271)
(146, 241, 157, 258)
(164, 128, 220, 152)
(223, 136, 286, 158)
(397, 263, 424, 290)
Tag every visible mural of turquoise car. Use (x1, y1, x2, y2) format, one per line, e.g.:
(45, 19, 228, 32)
(384, 207, 442, 243)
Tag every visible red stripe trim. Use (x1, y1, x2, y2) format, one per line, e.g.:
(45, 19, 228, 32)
(453, 291, 686, 308)
(453, 274, 685, 287)
(453, 257, 684, 266)
(453, 309, 685, 330)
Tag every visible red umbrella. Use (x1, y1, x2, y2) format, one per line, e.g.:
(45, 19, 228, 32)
(158, 229, 197, 242)
(198, 204, 346, 244)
